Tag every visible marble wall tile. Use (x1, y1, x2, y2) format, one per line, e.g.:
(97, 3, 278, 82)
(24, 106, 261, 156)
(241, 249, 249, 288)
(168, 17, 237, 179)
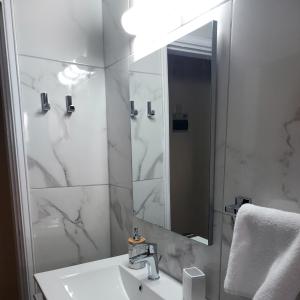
(103, 0, 130, 67)
(220, 0, 300, 298)
(103, 2, 232, 299)
(222, 0, 300, 213)
(130, 71, 164, 181)
(13, 0, 104, 67)
(19, 56, 108, 188)
(105, 58, 132, 189)
(31, 185, 110, 273)
(109, 185, 133, 256)
(133, 179, 165, 228)
(130, 49, 162, 75)
(103, 3, 232, 299)
(134, 211, 223, 300)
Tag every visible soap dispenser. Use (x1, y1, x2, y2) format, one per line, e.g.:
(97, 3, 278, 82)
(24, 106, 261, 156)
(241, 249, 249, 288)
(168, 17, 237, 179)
(128, 227, 146, 269)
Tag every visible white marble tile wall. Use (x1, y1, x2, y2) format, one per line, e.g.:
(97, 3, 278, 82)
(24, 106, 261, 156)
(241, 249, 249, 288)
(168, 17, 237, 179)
(105, 59, 132, 189)
(132, 5, 232, 298)
(130, 49, 162, 75)
(103, 0, 130, 67)
(14, 0, 104, 67)
(220, 0, 300, 299)
(20, 56, 108, 189)
(129, 49, 166, 227)
(109, 186, 133, 255)
(133, 211, 224, 300)
(13, 0, 111, 274)
(102, 0, 134, 257)
(105, 58, 134, 256)
(31, 185, 110, 272)
(104, 2, 232, 300)
(133, 179, 165, 228)
(130, 70, 164, 181)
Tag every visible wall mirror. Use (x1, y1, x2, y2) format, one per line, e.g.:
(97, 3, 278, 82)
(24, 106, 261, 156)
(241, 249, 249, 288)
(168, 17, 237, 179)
(129, 21, 217, 245)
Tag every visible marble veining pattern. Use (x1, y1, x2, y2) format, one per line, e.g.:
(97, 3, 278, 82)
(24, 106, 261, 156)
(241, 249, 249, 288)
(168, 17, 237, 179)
(223, 0, 300, 213)
(31, 185, 111, 272)
(280, 107, 300, 204)
(134, 211, 223, 300)
(133, 179, 165, 228)
(106, 59, 133, 189)
(103, 2, 232, 300)
(109, 186, 133, 256)
(220, 0, 300, 298)
(20, 56, 108, 188)
(130, 71, 164, 181)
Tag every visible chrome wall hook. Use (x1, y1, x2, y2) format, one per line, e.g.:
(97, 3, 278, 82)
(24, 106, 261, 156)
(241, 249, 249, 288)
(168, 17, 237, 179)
(147, 101, 155, 118)
(130, 101, 138, 119)
(41, 92, 51, 112)
(66, 95, 75, 114)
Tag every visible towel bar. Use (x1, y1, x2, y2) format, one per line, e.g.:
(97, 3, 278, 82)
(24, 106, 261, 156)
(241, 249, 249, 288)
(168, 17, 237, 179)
(225, 196, 252, 217)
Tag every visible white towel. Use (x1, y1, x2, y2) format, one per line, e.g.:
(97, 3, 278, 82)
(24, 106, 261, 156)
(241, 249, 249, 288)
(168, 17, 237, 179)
(224, 204, 300, 300)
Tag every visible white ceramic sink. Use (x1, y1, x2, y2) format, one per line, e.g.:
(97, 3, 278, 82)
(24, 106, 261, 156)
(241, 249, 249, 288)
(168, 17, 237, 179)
(35, 255, 182, 300)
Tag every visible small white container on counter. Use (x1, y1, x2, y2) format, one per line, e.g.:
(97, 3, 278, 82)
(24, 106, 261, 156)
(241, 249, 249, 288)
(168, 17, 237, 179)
(183, 267, 206, 300)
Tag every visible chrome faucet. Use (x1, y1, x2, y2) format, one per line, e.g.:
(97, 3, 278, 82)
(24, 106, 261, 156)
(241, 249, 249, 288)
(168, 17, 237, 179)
(129, 243, 160, 280)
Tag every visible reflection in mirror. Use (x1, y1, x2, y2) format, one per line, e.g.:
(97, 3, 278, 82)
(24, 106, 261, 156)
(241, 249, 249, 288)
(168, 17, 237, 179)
(130, 21, 217, 245)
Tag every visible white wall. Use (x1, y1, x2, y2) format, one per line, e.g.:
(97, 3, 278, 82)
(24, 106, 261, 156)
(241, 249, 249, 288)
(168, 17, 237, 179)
(104, 1, 232, 299)
(103, 0, 133, 256)
(129, 49, 165, 228)
(11, 0, 300, 299)
(124, 2, 300, 299)
(133, 5, 232, 300)
(221, 0, 300, 299)
(13, 0, 111, 273)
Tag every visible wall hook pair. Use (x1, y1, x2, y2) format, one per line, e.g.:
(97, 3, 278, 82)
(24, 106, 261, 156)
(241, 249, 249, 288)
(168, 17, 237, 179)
(40, 92, 75, 114)
(130, 100, 155, 119)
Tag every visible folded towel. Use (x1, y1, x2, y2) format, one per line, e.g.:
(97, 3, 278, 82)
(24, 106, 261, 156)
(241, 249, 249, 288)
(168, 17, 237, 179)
(224, 204, 300, 300)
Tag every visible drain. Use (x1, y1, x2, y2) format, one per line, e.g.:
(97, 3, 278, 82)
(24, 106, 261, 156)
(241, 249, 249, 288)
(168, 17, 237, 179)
(139, 284, 143, 292)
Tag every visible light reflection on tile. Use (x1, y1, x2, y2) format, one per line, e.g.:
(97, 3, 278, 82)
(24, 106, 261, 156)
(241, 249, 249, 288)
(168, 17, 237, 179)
(103, 0, 130, 67)
(14, 0, 104, 67)
(19, 56, 108, 188)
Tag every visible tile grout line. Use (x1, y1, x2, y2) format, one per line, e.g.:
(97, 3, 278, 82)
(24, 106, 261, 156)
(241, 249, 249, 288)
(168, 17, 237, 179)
(129, 70, 162, 76)
(133, 177, 163, 183)
(18, 53, 105, 70)
(104, 54, 130, 70)
(109, 183, 132, 191)
(30, 183, 110, 190)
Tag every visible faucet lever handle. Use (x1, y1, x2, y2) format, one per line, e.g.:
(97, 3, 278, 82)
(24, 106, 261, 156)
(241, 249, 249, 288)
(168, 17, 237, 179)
(147, 243, 158, 255)
(158, 254, 162, 263)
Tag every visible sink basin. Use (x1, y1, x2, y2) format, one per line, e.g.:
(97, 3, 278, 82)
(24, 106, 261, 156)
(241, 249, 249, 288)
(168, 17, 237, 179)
(35, 255, 182, 300)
